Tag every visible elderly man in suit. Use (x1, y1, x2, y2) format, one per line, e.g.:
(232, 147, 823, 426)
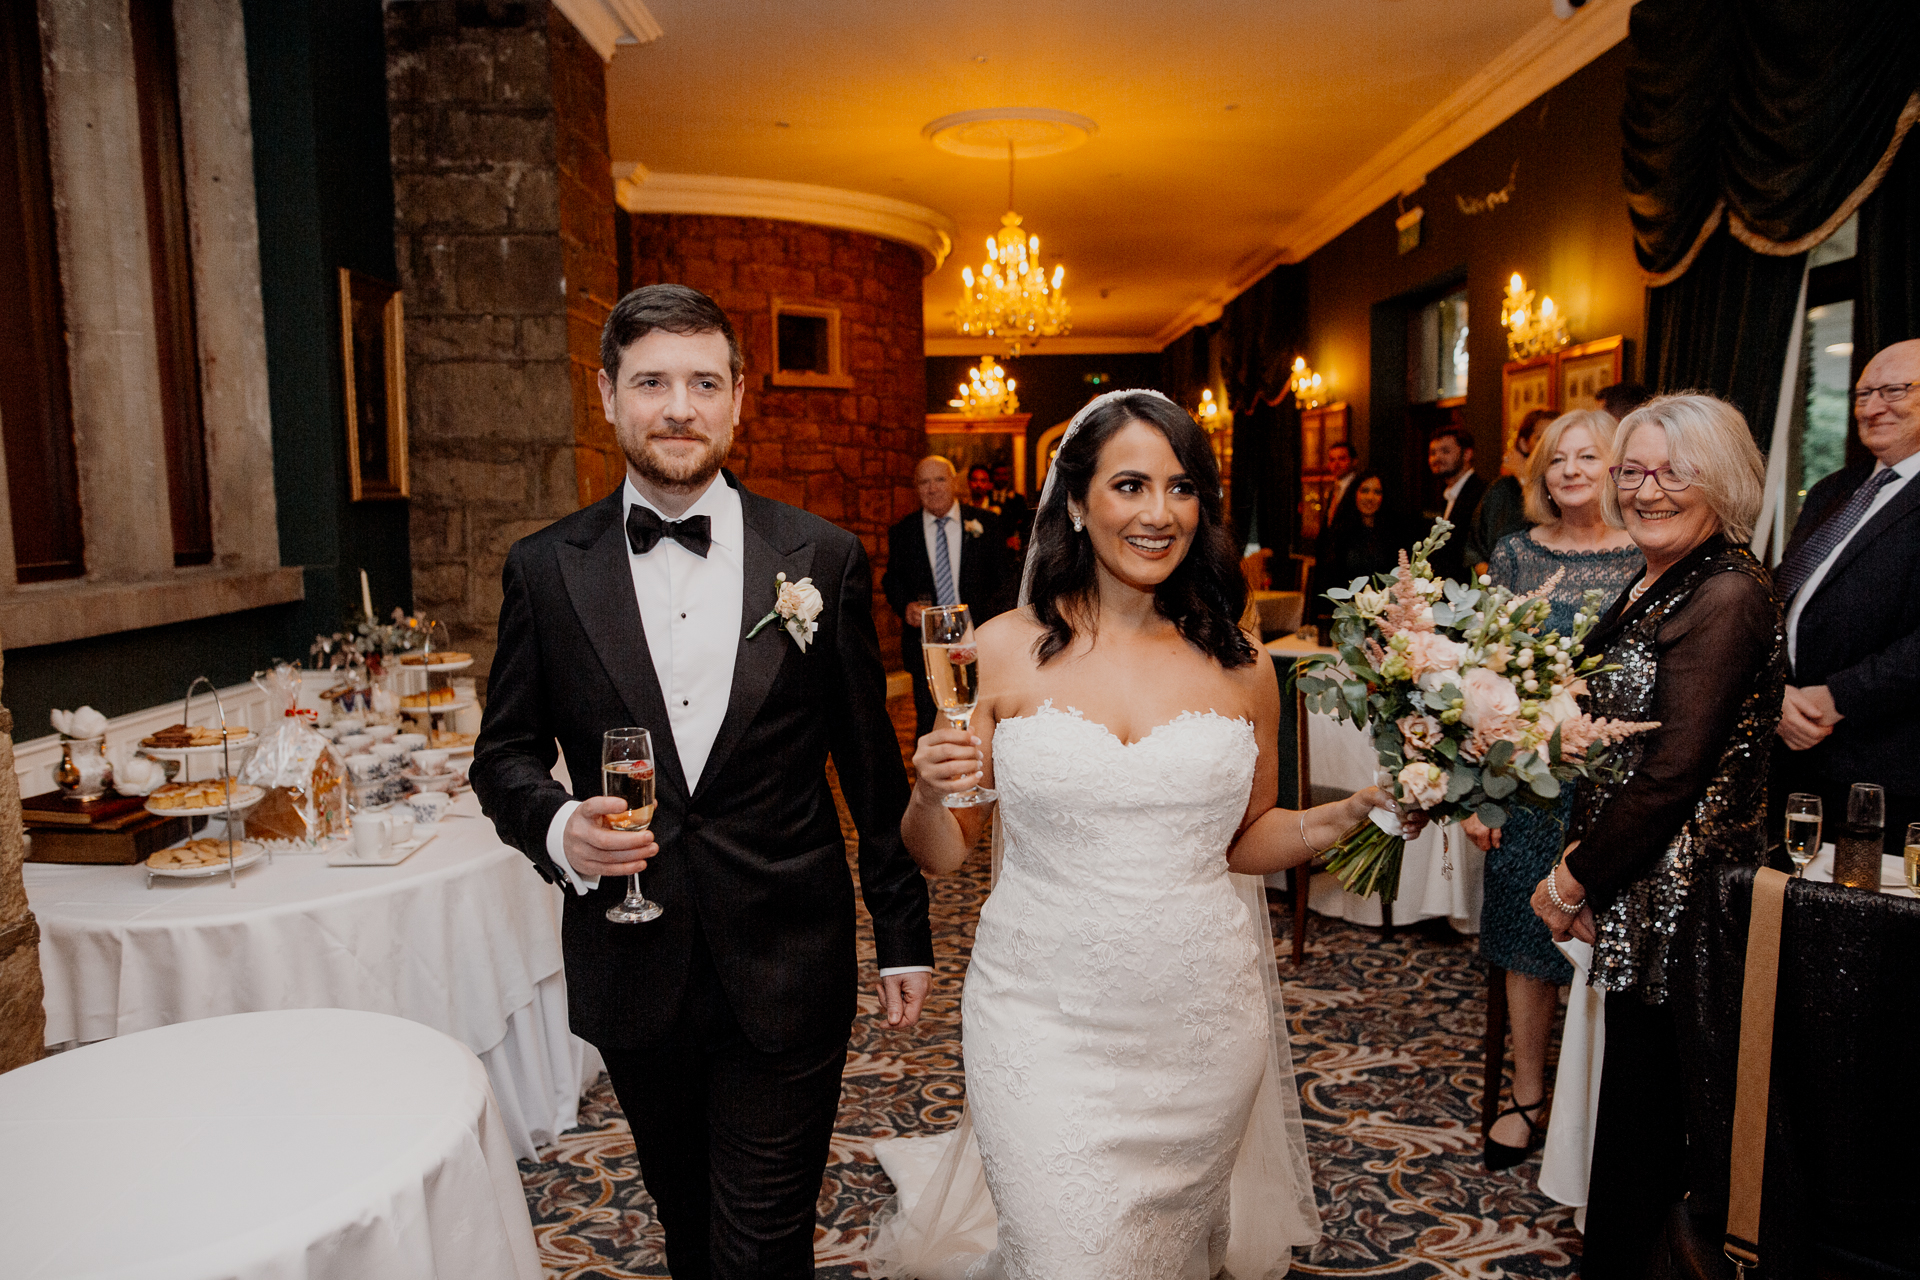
(1774, 337, 1920, 855)
(470, 284, 933, 1279)
(883, 455, 1009, 737)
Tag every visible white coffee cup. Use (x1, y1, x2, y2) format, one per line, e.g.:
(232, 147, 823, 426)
(386, 811, 414, 844)
(334, 716, 366, 736)
(410, 747, 451, 775)
(406, 791, 451, 825)
(339, 733, 374, 755)
(345, 752, 383, 781)
(351, 812, 390, 859)
(373, 743, 409, 772)
(365, 724, 398, 744)
(392, 732, 428, 753)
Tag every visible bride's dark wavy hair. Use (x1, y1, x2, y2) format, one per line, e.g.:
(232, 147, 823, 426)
(1029, 392, 1256, 669)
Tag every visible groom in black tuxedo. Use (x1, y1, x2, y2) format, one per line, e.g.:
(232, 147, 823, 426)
(471, 284, 933, 1279)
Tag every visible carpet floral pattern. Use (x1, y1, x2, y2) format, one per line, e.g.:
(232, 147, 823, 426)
(517, 853, 1583, 1277)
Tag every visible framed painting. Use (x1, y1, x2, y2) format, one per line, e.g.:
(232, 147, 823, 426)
(1502, 355, 1556, 441)
(1557, 337, 1627, 413)
(338, 268, 409, 501)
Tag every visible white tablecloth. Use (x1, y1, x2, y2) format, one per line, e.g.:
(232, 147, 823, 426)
(1537, 846, 1915, 1224)
(24, 790, 600, 1160)
(0, 1008, 542, 1280)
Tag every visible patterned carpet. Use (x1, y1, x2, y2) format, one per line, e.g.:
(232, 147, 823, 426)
(517, 697, 1584, 1277)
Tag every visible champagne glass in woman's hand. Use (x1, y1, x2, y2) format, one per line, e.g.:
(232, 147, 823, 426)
(602, 727, 663, 924)
(921, 605, 997, 808)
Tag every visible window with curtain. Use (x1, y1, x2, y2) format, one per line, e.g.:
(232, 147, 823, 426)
(1786, 216, 1861, 533)
(0, 0, 83, 583)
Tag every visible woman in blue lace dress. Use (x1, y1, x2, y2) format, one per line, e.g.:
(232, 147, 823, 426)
(1462, 409, 1642, 1170)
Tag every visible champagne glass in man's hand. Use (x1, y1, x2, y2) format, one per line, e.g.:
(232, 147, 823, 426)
(602, 727, 663, 923)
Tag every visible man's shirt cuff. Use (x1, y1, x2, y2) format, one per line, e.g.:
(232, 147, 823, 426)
(545, 800, 598, 894)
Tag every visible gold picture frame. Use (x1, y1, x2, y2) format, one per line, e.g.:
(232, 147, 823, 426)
(1501, 354, 1557, 443)
(338, 268, 409, 501)
(1557, 336, 1626, 413)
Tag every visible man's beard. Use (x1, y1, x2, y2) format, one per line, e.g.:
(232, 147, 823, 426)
(623, 426, 731, 492)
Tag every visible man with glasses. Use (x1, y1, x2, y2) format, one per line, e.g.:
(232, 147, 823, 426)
(1772, 338, 1920, 856)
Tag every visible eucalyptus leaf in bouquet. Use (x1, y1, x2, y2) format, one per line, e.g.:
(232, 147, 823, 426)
(1292, 518, 1657, 903)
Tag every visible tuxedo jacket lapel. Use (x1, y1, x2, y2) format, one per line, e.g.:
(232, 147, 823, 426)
(555, 497, 692, 799)
(1819, 469, 1920, 590)
(694, 481, 815, 802)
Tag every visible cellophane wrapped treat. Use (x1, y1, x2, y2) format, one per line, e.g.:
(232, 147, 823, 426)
(241, 664, 347, 846)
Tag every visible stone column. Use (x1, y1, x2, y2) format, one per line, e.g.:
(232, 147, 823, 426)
(386, 1, 615, 680)
(0, 646, 46, 1073)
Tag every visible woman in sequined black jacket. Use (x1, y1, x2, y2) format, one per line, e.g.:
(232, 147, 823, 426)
(1527, 395, 1784, 1279)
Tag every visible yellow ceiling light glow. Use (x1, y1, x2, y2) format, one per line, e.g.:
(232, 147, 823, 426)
(1500, 271, 1569, 360)
(949, 355, 1020, 417)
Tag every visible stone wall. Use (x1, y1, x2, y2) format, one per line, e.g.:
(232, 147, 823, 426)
(624, 215, 927, 658)
(385, 1, 612, 678)
(0, 650, 45, 1073)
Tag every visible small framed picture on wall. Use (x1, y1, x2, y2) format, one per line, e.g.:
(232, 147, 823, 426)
(1502, 354, 1557, 441)
(1557, 337, 1627, 413)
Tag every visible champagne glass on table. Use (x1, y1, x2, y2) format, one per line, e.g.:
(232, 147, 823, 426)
(1783, 793, 1823, 877)
(1904, 823, 1919, 897)
(602, 727, 663, 924)
(921, 603, 998, 809)
(1833, 782, 1885, 891)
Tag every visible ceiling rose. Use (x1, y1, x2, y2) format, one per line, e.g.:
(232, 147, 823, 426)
(922, 108, 1098, 160)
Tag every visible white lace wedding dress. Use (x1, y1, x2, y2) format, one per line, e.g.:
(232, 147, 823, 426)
(867, 702, 1321, 1280)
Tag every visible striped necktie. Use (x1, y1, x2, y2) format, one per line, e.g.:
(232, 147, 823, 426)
(933, 516, 957, 605)
(1773, 466, 1899, 604)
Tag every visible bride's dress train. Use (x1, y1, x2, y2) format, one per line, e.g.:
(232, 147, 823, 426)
(868, 703, 1320, 1279)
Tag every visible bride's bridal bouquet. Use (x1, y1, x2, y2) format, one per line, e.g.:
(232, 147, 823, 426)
(1294, 520, 1656, 903)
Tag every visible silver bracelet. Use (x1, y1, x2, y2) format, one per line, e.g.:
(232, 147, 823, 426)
(1298, 810, 1327, 856)
(1545, 863, 1585, 914)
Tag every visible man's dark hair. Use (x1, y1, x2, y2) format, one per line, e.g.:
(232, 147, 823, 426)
(969, 464, 991, 480)
(1327, 441, 1353, 460)
(1597, 381, 1653, 421)
(1429, 425, 1474, 454)
(600, 283, 744, 382)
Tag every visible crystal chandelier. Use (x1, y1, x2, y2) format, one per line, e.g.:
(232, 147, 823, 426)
(1289, 357, 1325, 409)
(949, 355, 1020, 417)
(1501, 273, 1569, 360)
(955, 144, 1070, 356)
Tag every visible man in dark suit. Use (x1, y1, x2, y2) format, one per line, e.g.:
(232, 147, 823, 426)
(1774, 338, 1920, 856)
(470, 284, 933, 1280)
(1424, 425, 1486, 584)
(882, 455, 1009, 738)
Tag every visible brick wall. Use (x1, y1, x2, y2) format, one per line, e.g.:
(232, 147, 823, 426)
(625, 214, 927, 661)
(385, 1, 613, 679)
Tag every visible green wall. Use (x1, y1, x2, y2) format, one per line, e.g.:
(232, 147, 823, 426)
(4, 0, 411, 738)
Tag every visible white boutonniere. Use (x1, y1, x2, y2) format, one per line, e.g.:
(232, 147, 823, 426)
(745, 572, 824, 653)
(963, 518, 985, 538)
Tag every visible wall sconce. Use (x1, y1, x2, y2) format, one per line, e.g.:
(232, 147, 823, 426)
(1195, 388, 1220, 430)
(1501, 272, 1569, 360)
(1289, 356, 1325, 409)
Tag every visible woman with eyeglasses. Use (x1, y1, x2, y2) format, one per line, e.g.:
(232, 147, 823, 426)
(1527, 394, 1785, 1277)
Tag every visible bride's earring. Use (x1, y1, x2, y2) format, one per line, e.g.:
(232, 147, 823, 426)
(1071, 512, 1084, 532)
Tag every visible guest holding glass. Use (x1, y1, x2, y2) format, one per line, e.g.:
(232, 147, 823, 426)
(1461, 409, 1640, 1171)
(1528, 394, 1783, 1278)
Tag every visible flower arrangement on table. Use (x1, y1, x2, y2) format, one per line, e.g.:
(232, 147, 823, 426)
(1293, 520, 1656, 903)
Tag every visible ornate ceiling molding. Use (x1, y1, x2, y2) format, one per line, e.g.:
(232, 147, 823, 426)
(1151, 0, 1636, 348)
(612, 168, 957, 273)
(552, 0, 663, 62)
(924, 336, 1163, 357)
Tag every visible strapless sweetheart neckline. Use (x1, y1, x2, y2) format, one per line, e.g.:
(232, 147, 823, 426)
(996, 699, 1251, 750)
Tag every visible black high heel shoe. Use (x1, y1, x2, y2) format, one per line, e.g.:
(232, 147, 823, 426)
(1483, 1096, 1547, 1171)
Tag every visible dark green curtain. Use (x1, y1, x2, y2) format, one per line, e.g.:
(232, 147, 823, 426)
(1159, 325, 1211, 415)
(1859, 135, 1920, 355)
(1644, 229, 1808, 440)
(1218, 264, 1309, 555)
(1624, 0, 1919, 273)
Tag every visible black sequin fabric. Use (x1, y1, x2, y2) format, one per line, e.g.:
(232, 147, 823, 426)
(1570, 543, 1785, 1004)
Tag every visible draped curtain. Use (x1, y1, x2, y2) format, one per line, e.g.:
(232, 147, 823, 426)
(1625, 0, 1919, 437)
(1219, 265, 1309, 555)
(1858, 134, 1920, 357)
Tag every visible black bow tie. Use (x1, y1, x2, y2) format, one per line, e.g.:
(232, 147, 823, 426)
(626, 506, 712, 558)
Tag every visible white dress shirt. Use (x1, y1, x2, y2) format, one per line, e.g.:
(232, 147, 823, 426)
(1441, 470, 1472, 519)
(920, 504, 965, 601)
(1785, 452, 1920, 669)
(545, 476, 743, 893)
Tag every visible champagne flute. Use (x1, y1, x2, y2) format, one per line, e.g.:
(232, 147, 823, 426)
(1783, 793, 1822, 877)
(602, 727, 663, 924)
(921, 603, 997, 809)
(1904, 822, 1919, 898)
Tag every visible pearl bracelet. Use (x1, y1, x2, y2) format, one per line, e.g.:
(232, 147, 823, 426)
(1545, 863, 1585, 915)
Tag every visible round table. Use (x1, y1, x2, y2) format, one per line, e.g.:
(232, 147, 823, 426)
(23, 789, 600, 1160)
(0, 1008, 543, 1280)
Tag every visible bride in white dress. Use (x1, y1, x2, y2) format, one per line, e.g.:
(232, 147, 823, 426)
(867, 390, 1392, 1280)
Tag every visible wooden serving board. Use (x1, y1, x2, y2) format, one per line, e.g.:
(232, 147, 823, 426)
(27, 812, 202, 864)
(21, 791, 150, 829)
